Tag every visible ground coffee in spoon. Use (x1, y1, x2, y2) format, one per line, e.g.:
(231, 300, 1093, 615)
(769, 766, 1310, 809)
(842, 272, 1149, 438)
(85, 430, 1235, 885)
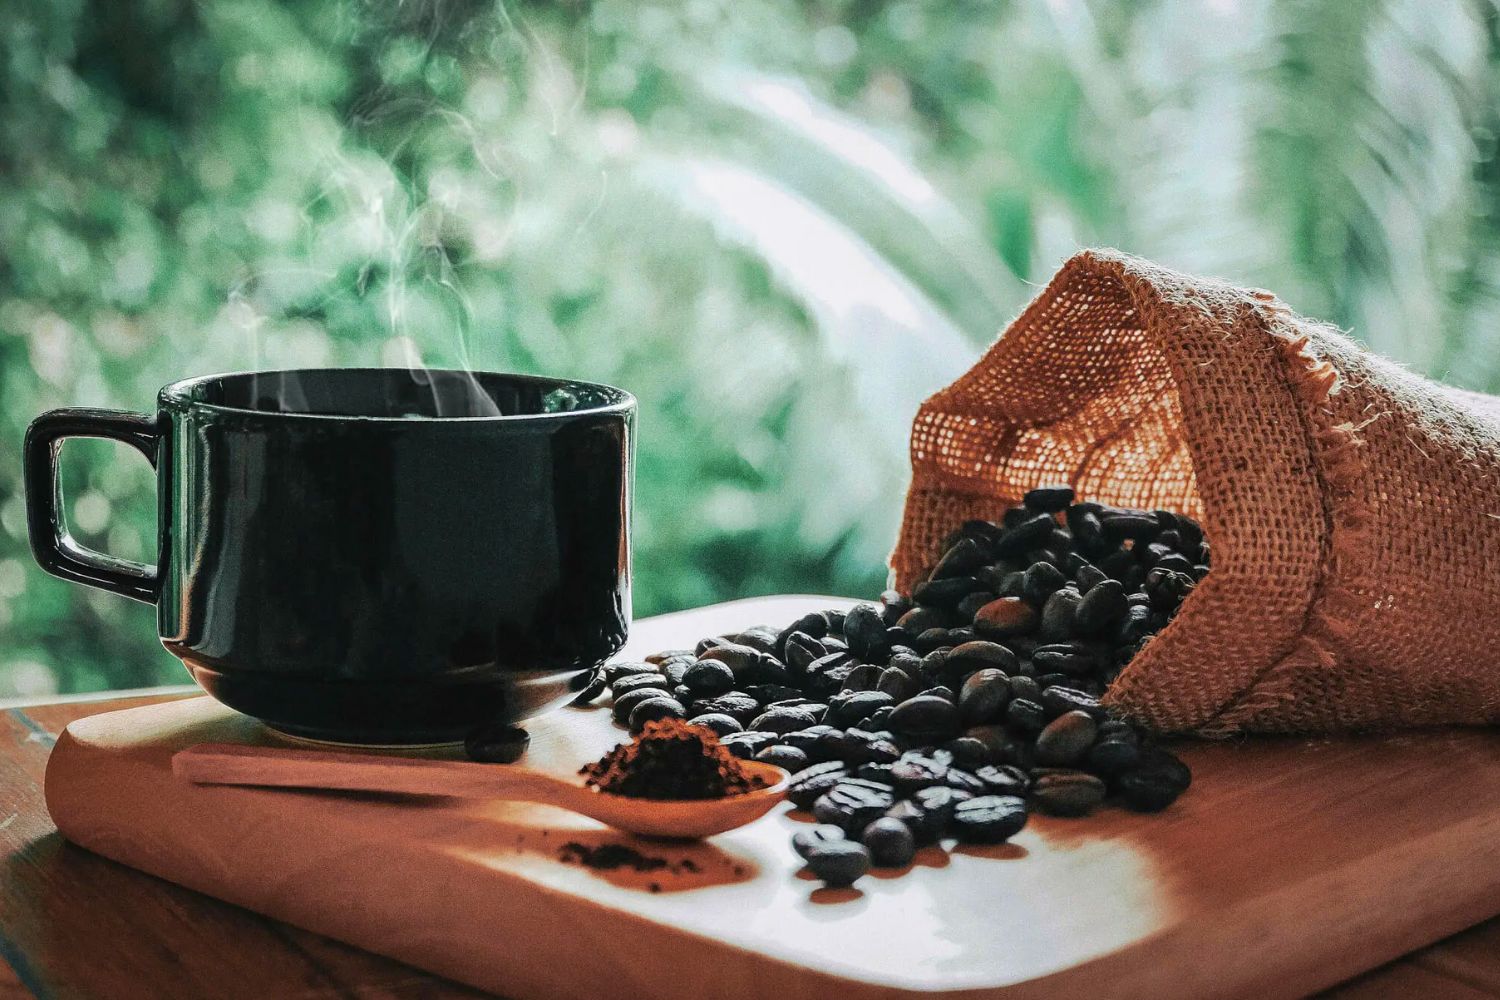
(580, 718, 771, 799)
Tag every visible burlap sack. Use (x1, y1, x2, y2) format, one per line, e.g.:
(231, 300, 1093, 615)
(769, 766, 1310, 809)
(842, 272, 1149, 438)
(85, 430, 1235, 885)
(892, 249, 1500, 735)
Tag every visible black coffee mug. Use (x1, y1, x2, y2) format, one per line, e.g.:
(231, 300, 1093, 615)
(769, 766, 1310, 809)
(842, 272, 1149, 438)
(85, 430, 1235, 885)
(25, 368, 634, 745)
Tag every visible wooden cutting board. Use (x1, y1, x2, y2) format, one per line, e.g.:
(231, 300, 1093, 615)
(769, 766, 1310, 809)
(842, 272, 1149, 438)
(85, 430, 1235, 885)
(43, 596, 1500, 1000)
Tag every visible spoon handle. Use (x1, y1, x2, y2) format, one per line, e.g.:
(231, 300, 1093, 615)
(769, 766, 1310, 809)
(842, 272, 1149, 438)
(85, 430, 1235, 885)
(173, 743, 568, 803)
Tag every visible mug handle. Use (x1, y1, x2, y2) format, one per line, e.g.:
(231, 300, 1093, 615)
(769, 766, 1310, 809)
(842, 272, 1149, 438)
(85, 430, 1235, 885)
(24, 408, 161, 604)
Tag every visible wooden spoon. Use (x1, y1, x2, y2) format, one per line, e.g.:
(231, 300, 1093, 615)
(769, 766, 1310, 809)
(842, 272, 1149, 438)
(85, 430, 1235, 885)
(172, 743, 789, 840)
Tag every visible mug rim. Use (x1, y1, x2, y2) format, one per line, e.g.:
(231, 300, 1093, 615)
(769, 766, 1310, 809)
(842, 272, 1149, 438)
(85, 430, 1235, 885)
(158, 367, 637, 424)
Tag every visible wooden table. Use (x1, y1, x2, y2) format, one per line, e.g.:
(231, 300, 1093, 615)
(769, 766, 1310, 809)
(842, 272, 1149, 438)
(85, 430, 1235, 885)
(3, 690, 1499, 1000)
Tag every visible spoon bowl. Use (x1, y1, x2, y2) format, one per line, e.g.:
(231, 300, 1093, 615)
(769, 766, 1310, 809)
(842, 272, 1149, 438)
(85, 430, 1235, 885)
(172, 743, 789, 840)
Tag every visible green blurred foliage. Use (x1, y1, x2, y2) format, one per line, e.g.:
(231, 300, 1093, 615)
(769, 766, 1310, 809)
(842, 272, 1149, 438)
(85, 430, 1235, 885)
(3, 0, 1499, 696)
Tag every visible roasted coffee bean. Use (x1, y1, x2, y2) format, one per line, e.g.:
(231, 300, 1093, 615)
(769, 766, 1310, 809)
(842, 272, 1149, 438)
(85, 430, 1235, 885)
(943, 736, 993, 768)
(944, 767, 987, 795)
(1116, 748, 1192, 811)
(964, 725, 1028, 766)
(804, 840, 871, 887)
(959, 668, 1010, 723)
(756, 744, 810, 772)
(782, 631, 827, 674)
(605, 662, 662, 686)
(1074, 579, 1128, 634)
(1040, 685, 1104, 719)
(750, 706, 820, 735)
(897, 606, 952, 635)
(912, 785, 973, 830)
(734, 626, 781, 655)
(855, 762, 896, 784)
(995, 513, 1056, 558)
(1005, 697, 1046, 735)
(682, 660, 735, 696)
(836, 663, 881, 694)
(975, 764, 1030, 796)
(746, 684, 810, 708)
(914, 575, 984, 608)
(686, 713, 744, 738)
(1145, 567, 1196, 610)
(791, 823, 846, 859)
(1034, 711, 1099, 766)
(778, 725, 840, 761)
(947, 640, 1019, 674)
(1069, 509, 1105, 551)
(843, 604, 889, 659)
(930, 537, 991, 579)
(822, 609, 848, 634)
(877, 666, 919, 702)
(1009, 675, 1043, 702)
(1032, 643, 1099, 677)
(786, 761, 849, 808)
(1039, 587, 1083, 641)
(1031, 771, 1107, 816)
(889, 756, 949, 794)
(813, 782, 896, 836)
(952, 795, 1029, 843)
(828, 690, 895, 728)
(720, 730, 780, 760)
(662, 661, 692, 687)
(1074, 564, 1109, 592)
(1022, 561, 1068, 603)
(611, 687, 669, 725)
(465, 723, 530, 764)
(627, 697, 685, 734)
(1087, 736, 1141, 775)
(698, 642, 762, 678)
(1024, 484, 1075, 513)
(1100, 510, 1161, 541)
(888, 695, 963, 742)
(837, 728, 902, 765)
(883, 799, 944, 844)
(865, 705, 896, 730)
(785, 612, 830, 644)
(862, 817, 918, 867)
(973, 597, 1039, 639)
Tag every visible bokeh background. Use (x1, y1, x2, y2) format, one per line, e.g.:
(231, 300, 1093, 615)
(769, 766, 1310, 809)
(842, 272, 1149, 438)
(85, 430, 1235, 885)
(4, 0, 1500, 698)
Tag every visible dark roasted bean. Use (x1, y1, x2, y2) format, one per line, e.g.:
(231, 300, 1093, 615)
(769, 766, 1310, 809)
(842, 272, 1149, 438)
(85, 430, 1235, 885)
(569, 670, 608, 707)
(786, 760, 849, 808)
(975, 764, 1030, 796)
(1031, 771, 1107, 816)
(888, 695, 963, 740)
(1005, 697, 1046, 735)
(1034, 710, 1098, 766)
(1116, 748, 1192, 811)
(861, 817, 918, 867)
(791, 823, 846, 859)
(1039, 586, 1083, 641)
(889, 756, 949, 794)
(750, 706, 820, 735)
(804, 840, 871, 886)
(944, 767, 987, 795)
(756, 744, 810, 772)
(837, 728, 901, 765)
(943, 736, 993, 767)
(840, 663, 884, 693)
(955, 590, 999, 620)
(1022, 561, 1068, 603)
(720, 730, 780, 760)
(828, 690, 895, 728)
(952, 795, 1029, 843)
(1024, 484, 1075, 512)
(994, 513, 1056, 557)
(958, 668, 1010, 723)
(973, 596, 1039, 638)
(947, 640, 1019, 674)
(1087, 737, 1141, 775)
(611, 687, 668, 725)
(964, 724, 1028, 766)
(1008, 675, 1043, 702)
(880, 590, 913, 626)
(883, 798, 944, 844)
(813, 782, 896, 836)
(914, 575, 984, 608)
(1100, 510, 1161, 541)
(682, 660, 735, 696)
(783, 631, 827, 673)
(687, 713, 744, 738)
(877, 666, 919, 701)
(628, 696, 686, 734)
(1074, 579, 1128, 634)
(843, 604, 889, 659)
(1039, 685, 1104, 719)
(912, 785, 973, 833)
(698, 642, 762, 677)
(930, 537, 991, 579)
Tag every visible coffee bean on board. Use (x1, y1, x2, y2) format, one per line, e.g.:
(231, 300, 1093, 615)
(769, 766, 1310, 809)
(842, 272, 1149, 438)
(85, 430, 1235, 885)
(599, 488, 1202, 890)
(792, 823, 846, 860)
(804, 840, 872, 887)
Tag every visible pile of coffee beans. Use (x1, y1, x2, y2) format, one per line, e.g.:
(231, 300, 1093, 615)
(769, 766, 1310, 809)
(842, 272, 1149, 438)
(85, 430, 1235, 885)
(577, 486, 1203, 886)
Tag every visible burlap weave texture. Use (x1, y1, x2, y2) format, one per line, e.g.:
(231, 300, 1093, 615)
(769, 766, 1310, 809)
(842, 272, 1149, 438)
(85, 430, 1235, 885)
(892, 250, 1500, 735)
